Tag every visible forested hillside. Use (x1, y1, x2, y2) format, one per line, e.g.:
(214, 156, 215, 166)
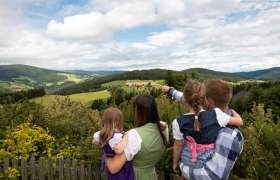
(53, 69, 171, 95)
(0, 64, 66, 82)
(0, 64, 96, 93)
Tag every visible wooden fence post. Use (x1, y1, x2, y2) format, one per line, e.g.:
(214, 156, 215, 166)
(21, 158, 27, 180)
(80, 160, 85, 180)
(39, 157, 45, 180)
(72, 159, 77, 179)
(47, 157, 53, 180)
(65, 158, 71, 180)
(56, 157, 64, 179)
(3, 158, 9, 180)
(92, 163, 102, 180)
(30, 157, 36, 180)
(12, 158, 19, 180)
(87, 163, 92, 180)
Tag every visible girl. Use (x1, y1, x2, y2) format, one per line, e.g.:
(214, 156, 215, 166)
(92, 107, 134, 180)
(172, 80, 243, 173)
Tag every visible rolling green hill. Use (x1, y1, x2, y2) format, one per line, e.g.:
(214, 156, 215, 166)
(181, 68, 245, 81)
(0, 64, 96, 93)
(234, 67, 280, 80)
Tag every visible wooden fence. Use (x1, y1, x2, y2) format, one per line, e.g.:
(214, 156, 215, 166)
(0, 157, 180, 180)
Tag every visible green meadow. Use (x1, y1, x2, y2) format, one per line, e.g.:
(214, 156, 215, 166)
(0, 81, 32, 91)
(32, 90, 111, 106)
(57, 73, 86, 83)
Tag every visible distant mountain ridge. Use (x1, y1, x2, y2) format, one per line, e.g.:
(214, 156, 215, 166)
(234, 67, 280, 79)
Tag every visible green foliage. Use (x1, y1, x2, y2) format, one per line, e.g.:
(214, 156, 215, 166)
(5, 167, 20, 179)
(118, 100, 135, 130)
(156, 147, 173, 174)
(231, 103, 280, 179)
(41, 96, 100, 141)
(109, 87, 126, 106)
(231, 82, 280, 122)
(0, 101, 44, 139)
(91, 99, 108, 111)
(40, 96, 101, 160)
(165, 70, 177, 88)
(0, 122, 55, 159)
(55, 136, 81, 159)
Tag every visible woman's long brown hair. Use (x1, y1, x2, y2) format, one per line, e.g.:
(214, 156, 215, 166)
(133, 93, 168, 146)
(99, 107, 124, 147)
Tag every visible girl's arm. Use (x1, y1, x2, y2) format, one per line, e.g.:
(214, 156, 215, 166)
(114, 133, 128, 154)
(92, 131, 100, 146)
(106, 153, 127, 174)
(173, 139, 184, 173)
(228, 109, 243, 126)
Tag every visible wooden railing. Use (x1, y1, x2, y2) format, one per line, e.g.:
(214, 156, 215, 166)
(0, 157, 180, 180)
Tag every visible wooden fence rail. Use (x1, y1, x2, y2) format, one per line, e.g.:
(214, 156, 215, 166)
(0, 157, 180, 180)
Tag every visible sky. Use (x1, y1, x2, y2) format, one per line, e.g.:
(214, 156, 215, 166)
(0, 0, 279, 72)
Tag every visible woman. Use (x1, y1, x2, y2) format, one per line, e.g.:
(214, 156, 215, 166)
(106, 93, 168, 180)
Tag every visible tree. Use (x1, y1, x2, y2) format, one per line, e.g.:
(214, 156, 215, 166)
(165, 70, 176, 88)
(191, 71, 199, 79)
(91, 99, 108, 111)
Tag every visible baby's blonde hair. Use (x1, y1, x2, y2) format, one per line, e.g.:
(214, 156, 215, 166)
(99, 107, 124, 147)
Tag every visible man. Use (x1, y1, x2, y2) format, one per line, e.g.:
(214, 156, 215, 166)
(162, 79, 243, 180)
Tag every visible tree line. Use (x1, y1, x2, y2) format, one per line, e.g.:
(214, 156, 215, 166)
(0, 88, 46, 104)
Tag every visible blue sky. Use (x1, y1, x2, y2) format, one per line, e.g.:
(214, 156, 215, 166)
(0, 0, 279, 72)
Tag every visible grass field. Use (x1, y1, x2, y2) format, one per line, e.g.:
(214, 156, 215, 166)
(57, 73, 86, 83)
(126, 80, 164, 87)
(13, 76, 35, 83)
(32, 90, 111, 106)
(0, 81, 32, 91)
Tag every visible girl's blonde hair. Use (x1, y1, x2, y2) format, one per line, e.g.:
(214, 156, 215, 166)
(99, 107, 124, 147)
(183, 80, 205, 131)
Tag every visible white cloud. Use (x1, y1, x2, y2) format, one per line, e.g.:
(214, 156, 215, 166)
(132, 29, 186, 49)
(0, 0, 280, 72)
(46, 1, 158, 41)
